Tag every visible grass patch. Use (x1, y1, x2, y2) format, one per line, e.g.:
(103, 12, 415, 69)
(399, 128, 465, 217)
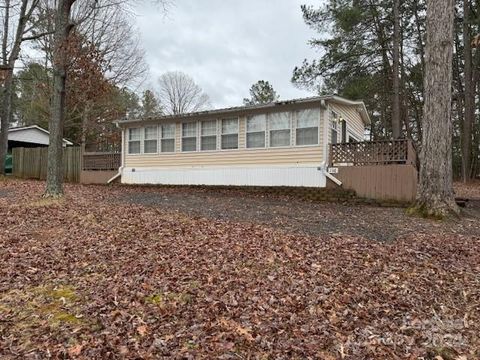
(406, 205, 445, 220)
(25, 197, 65, 208)
(52, 311, 83, 325)
(145, 291, 193, 308)
(43, 285, 78, 302)
(0, 284, 87, 334)
(0, 175, 12, 182)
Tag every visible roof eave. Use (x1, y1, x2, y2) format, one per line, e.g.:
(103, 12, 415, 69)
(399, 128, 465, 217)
(115, 95, 371, 127)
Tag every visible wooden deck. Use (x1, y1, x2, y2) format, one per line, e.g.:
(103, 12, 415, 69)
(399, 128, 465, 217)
(329, 139, 416, 166)
(328, 139, 418, 203)
(82, 152, 121, 171)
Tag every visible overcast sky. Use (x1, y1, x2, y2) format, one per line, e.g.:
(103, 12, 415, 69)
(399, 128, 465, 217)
(133, 0, 321, 109)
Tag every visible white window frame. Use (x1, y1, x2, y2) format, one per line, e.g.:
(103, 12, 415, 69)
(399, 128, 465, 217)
(246, 115, 266, 149)
(160, 123, 176, 153)
(221, 117, 239, 150)
(181, 121, 197, 152)
(330, 111, 339, 145)
(143, 126, 158, 154)
(295, 109, 320, 146)
(200, 120, 218, 151)
(268, 112, 291, 148)
(128, 127, 142, 155)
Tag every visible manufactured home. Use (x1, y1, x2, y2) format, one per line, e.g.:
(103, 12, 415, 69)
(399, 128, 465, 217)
(115, 95, 370, 187)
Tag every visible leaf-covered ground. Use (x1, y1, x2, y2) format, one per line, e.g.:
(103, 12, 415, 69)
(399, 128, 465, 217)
(0, 179, 479, 359)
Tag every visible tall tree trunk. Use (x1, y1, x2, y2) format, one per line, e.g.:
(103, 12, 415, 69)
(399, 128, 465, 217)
(0, 69, 13, 175)
(462, 0, 474, 182)
(44, 0, 75, 197)
(415, 0, 459, 217)
(0, 0, 11, 175)
(392, 0, 402, 139)
(0, 0, 37, 174)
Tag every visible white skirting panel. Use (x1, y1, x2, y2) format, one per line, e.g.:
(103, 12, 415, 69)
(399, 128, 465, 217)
(121, 166, 326, 187)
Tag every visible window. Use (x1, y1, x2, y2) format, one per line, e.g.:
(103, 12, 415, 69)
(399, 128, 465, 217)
(144, 126, 158, 153)
(348, 135, 358, 143)
(201, 120, 217, 151)
(330, 120, 338, 144)
(221, 118, 238, 149)
(161, 123, 175, 152)
(269, 112, 290, 147)
(182, 122, 197, 151)
(128, 128, 141, 154)
(296, 109, 319, 145)
(246, 115, 266, 148)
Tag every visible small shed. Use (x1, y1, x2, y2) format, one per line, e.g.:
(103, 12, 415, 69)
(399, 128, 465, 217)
(8, 125, 73, 151)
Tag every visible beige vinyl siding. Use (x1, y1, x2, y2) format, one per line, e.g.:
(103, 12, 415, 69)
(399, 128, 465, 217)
(125, 145, 323, 168)
(319, 107, 325, 150)
(175, 122, 181, 152)
(126, 107, 326, 169)
(329, 103, 365, 140)
(239, 117, 246, 148)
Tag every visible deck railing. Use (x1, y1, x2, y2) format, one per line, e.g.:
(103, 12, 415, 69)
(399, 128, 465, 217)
(83, 152, 121, 171)
(329, 139, 416, 166)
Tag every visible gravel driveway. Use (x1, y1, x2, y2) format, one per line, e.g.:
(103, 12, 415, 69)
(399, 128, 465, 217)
(117, 186, 480, 241)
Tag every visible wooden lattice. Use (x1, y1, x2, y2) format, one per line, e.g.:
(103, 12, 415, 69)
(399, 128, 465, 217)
(329, 139, 415, 166)
(83, 152, 121, 171)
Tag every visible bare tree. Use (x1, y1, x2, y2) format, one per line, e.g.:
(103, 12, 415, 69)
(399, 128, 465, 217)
(44, 0, 167, 196)
(0, 0, 42, 175)
(157, 71, 210, 115)
(32, 0, 148, 149)
(413, 0, 458, 217)
(81, 4, 148, 87)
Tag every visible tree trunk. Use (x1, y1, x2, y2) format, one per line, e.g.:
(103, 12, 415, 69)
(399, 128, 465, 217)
(414, 0, 459, 217)
(462, 0, 474, 182)
(44, 0, 75, 197)
(392, 0, 402, 139)
(0, 69, 13, 175)
(0, 0, 31, 175)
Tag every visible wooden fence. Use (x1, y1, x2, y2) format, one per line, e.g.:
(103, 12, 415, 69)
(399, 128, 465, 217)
(12, 147, 81, 182)
(329, 139, 416, 166)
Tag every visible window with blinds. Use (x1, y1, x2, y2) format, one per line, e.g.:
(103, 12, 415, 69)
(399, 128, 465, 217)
(143, 126, 158, 153)
(182, 122, 197, 151)
(296, 109, 319, 146)
(128, 128, 141, 154)
(161, 123, 175, 152)
(201, 120, 217, 151)
(221, 118, 238, 149)
(246, 115, 266, 148)
(269, 112, 290, 147)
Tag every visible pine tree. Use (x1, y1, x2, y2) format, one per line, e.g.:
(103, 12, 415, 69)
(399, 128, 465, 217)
(141, 90, 162, 117)
(414, 0, 459, 217)
(243, 80, 279, 105)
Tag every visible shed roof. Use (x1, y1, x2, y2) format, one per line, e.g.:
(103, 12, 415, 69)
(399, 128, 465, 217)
(8, 125, 73, 146)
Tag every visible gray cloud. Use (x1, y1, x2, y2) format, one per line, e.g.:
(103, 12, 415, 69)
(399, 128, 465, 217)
(134, 0, 320, 108)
